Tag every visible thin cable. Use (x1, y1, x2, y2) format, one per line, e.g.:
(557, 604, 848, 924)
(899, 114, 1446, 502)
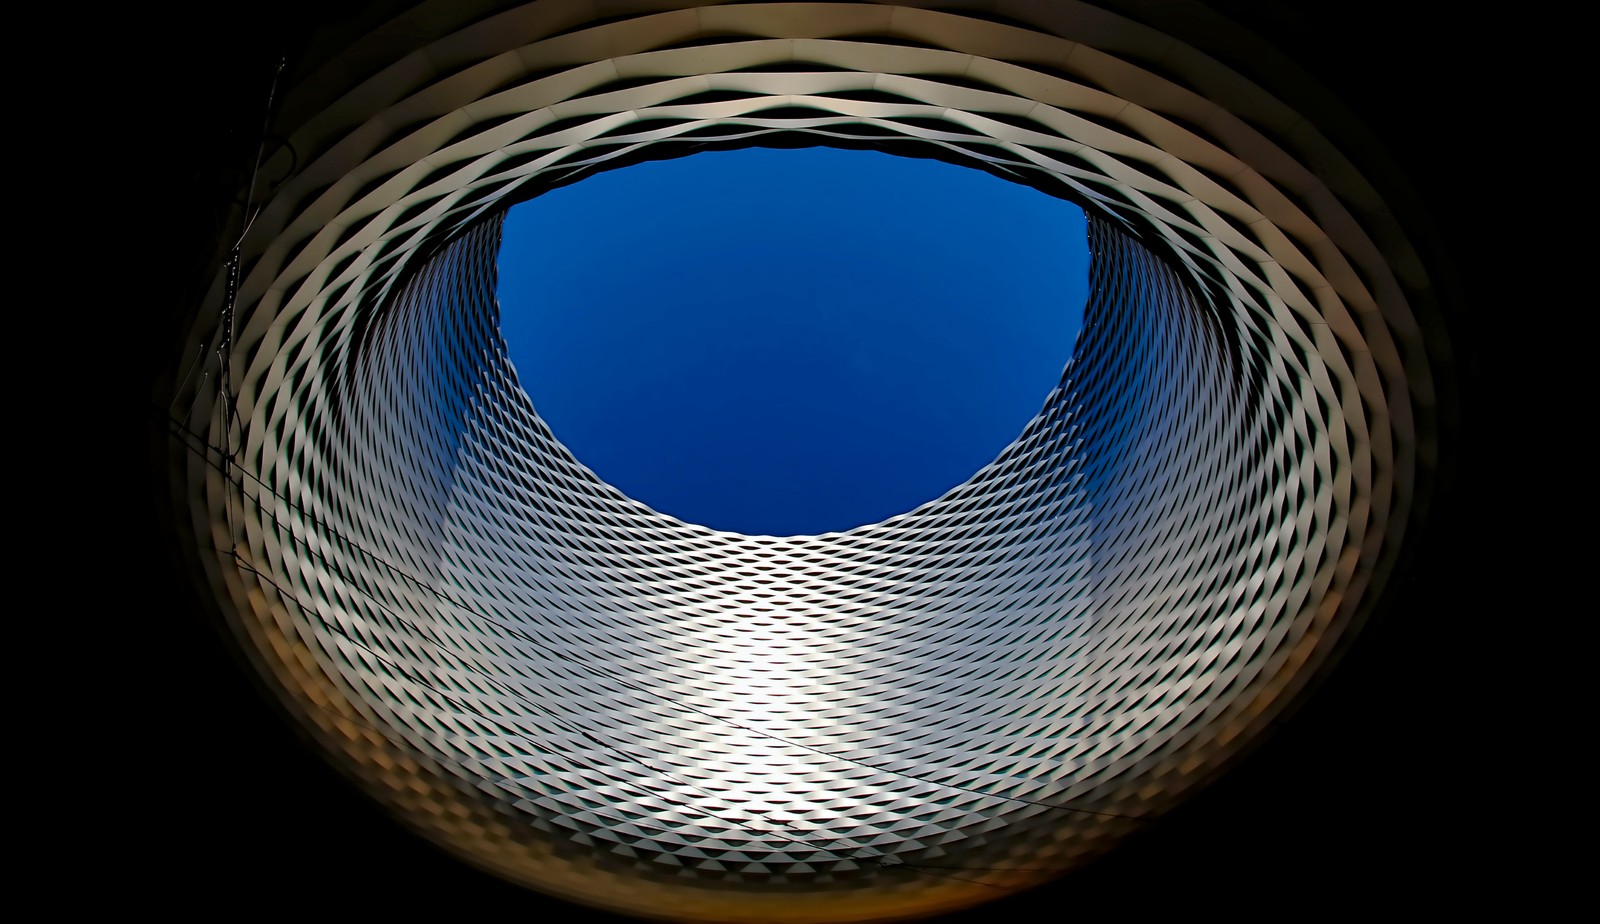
(234, 55, 288, 248)
(167, 340, 209, 418)
(173, 53, 287, 424)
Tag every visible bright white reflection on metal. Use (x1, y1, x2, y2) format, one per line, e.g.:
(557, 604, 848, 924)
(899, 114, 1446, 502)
(169, 2, 1430, 922)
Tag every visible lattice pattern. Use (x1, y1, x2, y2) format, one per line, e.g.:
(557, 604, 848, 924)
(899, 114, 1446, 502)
(165, 3, 1433, 921)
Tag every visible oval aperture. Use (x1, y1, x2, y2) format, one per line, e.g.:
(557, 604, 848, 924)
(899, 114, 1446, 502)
(498, 147, 1089, 535)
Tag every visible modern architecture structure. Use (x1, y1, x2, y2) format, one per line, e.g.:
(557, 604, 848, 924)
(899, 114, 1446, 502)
(147, 1, 1483, 920)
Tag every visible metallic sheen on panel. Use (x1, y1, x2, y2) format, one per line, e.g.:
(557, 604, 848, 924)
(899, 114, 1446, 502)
(159, 2, 1446, 921)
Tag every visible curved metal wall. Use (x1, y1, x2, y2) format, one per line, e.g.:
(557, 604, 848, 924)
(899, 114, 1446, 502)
(161, 2, 1441, 921)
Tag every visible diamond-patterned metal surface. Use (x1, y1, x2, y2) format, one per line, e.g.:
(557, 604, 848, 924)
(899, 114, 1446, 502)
(161, 3, 1438, 921)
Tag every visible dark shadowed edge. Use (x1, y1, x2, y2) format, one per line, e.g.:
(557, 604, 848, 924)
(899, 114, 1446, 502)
(124, 1, 1520, 917)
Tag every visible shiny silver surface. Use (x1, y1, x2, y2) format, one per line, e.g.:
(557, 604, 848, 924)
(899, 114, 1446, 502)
(161, 2, 1439, 920)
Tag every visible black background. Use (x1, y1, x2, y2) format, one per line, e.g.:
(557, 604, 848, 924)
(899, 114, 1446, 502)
(132, 1, 1514, 917)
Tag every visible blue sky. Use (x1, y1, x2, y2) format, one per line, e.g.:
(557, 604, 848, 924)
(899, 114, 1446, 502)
(497, 147, 1088, 536)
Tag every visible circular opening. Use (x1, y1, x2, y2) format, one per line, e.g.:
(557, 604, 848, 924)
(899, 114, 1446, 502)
(497, 148, 1089, 535)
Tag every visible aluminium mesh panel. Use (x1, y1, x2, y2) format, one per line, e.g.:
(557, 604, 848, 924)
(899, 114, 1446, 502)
(162, 2, 1440, 921)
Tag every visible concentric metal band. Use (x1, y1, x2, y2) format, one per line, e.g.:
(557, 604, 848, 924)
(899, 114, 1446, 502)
(163, 2, 1439, 921)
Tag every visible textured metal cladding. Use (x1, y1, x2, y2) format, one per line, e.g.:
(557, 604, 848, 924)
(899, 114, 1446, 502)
(169, 3, 1429, 922)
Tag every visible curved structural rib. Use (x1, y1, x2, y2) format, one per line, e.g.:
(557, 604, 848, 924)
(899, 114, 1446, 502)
(159, 2, 1446, 922)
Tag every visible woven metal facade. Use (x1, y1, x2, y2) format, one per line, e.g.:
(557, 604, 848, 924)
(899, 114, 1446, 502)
(160, 2, 1444, 921)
